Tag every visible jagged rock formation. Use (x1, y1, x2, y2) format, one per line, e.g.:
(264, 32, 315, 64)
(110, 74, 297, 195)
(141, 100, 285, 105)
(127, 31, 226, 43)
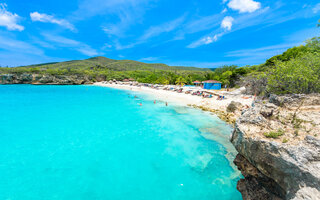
(231, 94, 320, 200)
(0, 73, 93, 85)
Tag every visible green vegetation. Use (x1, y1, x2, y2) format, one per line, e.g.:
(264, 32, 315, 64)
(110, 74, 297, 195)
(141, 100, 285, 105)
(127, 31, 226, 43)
(282, 138, 289, 143)
(203, 65, 252, 87)
(0, 56, 253, 86)
(267, 52, 320, 94)
(264, 129, 284, 139)
(244, 36, 320, 95)
(1, 21, 320, 92)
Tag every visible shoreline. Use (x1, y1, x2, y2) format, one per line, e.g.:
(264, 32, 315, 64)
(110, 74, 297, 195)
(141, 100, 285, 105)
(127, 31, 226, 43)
(94, 82, 254, 123)
(94, 82, 247, 177)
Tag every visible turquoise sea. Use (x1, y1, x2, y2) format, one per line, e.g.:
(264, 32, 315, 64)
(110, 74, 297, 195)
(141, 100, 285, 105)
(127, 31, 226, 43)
(0, 85, 241, 200)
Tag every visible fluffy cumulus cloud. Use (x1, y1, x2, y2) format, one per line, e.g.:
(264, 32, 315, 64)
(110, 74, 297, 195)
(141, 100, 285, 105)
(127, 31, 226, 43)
(30, 12, 75, 31)
(221, 16, 234, 30)
(227, 0, 261, 13)
(0, 3, 24, 31)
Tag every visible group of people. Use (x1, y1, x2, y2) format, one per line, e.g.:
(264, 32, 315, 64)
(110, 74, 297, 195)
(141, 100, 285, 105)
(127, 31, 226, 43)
(134, 95, 168, 107)
(217, 95, 225, 100)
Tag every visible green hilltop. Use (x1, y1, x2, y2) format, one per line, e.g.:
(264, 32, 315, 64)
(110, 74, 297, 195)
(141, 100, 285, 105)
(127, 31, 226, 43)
(16, 56, 211, 72)
(0, 56, 213, 85)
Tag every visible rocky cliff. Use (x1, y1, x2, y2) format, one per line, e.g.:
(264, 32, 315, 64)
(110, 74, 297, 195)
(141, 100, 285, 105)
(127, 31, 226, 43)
(0, 73, 96, 85)
(231, 94, 320, 199)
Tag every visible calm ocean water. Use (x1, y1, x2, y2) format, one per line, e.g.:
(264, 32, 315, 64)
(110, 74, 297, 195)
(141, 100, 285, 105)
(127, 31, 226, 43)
(0, 85, 241, 200)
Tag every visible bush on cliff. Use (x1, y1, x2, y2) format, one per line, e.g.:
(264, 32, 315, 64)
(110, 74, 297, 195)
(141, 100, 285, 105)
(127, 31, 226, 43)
(264, 129, 284, 138)
(267, 52, 320, 94)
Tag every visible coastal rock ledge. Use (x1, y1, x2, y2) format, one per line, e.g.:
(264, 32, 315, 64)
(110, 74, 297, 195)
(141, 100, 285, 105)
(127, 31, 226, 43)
(230, 94, 320, 200)
(0, 73, 94, 85)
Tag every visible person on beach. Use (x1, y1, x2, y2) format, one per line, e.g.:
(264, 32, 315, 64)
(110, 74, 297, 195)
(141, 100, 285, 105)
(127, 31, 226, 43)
(165, 102, 168, 106)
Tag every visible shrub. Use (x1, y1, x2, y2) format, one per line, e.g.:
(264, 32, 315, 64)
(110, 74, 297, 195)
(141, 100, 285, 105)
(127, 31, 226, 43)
(264, 129, 284, 138)
(282, 138, 289, 143)
(267, 52, 320, 94)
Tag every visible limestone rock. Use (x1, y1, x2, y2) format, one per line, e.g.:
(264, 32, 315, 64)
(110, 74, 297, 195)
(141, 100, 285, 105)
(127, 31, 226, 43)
(260, 103, 278, 118)
(231, 94, 320, 200)
(239, 107, 266, 125)
(0, 73, 93, 85)
(227, 101, 243, 113)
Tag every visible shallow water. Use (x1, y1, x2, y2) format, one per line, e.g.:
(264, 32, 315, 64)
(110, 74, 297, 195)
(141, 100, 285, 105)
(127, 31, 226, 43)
(0, 85, 241, 200)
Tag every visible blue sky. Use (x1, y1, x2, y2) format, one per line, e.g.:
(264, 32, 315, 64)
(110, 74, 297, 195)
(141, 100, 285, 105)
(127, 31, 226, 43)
(0, 0, 319, 67)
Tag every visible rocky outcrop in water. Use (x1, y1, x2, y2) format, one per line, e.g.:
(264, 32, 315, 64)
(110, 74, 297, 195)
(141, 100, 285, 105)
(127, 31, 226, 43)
(231, 94, 320, 200)
(0, 73, 93, 85)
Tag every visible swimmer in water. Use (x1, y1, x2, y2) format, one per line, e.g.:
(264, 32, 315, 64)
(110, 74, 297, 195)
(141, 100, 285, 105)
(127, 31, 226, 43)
(165, 102, 168, 106)
(139, 103, 142, 106)
(154, 100, 156, 104)
(134, 95, 137, 98)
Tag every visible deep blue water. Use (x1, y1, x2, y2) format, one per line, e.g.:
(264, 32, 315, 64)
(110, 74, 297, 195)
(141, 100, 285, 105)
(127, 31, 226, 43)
(0, 85, 241, 200)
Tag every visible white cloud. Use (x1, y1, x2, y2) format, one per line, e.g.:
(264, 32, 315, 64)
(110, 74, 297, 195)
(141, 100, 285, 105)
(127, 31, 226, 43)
(187, 33, 223, 48)
(111, 15, 186, 50)
(139, 57, 159, 61)
(140, 15, 185, 40)
(221, 16, 234, 30)
(0, 34, 43, 55)
(0, 3, 24, 31)
(30, 12, 75, 31)
(180, 14, 222, 35)
(227, 0, 261, 13)
(225, 43, 301, 58)
(77, 47, 98, 57)
(102, 26, 122, 36)
(101, 43, 112, 50)
(204, 35, 218, 44)
(75, 0, 154, 37)
(187, 16, 235, 48)
(221, 8, 228, 13)
(313, 3, 320, 13)
(42, 33, 99, 57)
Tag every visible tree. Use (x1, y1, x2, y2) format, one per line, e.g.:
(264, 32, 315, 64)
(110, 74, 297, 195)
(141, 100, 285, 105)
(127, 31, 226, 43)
(267, 52, 320, 94)
(306, 37, 320, 53)
(175, 76, 187, 86)
(265, 45, 309, 66)
(221, 71, 233, 86)
(155, 77, 169, 85)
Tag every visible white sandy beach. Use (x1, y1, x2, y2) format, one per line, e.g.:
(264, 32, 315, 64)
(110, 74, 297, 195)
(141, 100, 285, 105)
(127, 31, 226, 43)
(94, 82, 254, 113)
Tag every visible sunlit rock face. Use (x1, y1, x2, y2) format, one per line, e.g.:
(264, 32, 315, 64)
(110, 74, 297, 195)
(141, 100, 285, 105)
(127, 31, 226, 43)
(231, 94, 320, 200)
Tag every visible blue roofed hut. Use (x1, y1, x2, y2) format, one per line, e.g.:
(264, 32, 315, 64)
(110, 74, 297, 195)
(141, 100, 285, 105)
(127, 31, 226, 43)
(202, 80, 222, 90)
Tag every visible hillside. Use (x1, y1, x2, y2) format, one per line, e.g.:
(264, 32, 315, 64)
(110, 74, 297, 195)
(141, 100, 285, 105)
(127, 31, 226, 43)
(0, 56, 212, 85)
(13, 56, 210, 72)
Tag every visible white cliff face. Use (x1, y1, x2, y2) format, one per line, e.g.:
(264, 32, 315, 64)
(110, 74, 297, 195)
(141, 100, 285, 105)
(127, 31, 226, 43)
(231, 94, 320, 200)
